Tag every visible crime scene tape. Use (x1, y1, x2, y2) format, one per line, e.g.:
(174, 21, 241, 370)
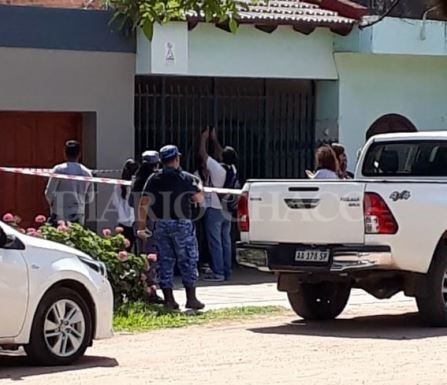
(31, 168, 121, 174)
(0, 167, 243, 196)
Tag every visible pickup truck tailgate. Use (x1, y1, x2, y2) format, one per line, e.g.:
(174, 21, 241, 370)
(248, 181, 366, 244)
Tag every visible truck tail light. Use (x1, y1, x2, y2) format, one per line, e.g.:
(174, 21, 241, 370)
(237, 192, 250, 232)
(364, 192, 398, 234)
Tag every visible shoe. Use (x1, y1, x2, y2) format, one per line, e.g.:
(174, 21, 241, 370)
(202, 274, 225, 282)
(201, 265, 213, 275)
(185, 287, 205, 310)
(146, 291, 165, 305)
(161, 288, 180, 310)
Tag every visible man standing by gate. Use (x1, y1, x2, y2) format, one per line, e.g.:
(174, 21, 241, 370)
(137, 145, 205, 310)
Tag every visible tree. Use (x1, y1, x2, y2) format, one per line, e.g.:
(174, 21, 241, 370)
(105, 0, 242, 40)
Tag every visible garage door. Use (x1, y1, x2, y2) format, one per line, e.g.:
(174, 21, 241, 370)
(0, 112, 82, 227)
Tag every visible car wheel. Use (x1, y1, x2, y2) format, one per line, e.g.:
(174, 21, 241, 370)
(287, 282, 351, 321)
(416, 248, 447, 327)
(25, 287, 92, 366)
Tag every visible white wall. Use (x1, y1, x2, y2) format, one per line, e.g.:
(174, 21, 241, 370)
(335, 53, 447, 168)
(0, 47, 136, 228)
(138, 23, 339, 79)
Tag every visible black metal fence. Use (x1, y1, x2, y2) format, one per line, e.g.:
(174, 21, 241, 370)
(135, 76, 315, 182)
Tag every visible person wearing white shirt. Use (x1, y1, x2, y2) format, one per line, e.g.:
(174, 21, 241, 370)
(198, 127, 235, 282)
(309, 145, 340, 180)
(112, 159, 139, 250)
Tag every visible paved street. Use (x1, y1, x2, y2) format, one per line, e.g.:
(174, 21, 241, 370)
(2, 269, 446, 385)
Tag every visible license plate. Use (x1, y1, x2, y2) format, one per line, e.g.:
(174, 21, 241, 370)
(295, 249, 330, 263)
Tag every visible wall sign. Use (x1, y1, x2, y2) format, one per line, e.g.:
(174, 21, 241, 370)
(165, 42, 175, 65)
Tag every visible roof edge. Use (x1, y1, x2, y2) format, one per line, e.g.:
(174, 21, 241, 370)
(307, 0, 368, 20)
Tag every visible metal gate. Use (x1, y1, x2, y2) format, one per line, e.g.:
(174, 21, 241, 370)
(135, 76, 315, 182)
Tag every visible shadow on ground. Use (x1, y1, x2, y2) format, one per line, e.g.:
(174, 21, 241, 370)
(0, 354, 118, 381)
(249, 312, 447, 340)
(174, 266, 276, 289)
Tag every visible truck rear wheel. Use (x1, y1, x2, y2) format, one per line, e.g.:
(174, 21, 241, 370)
(287, 282, 351, 321)
(416, 248, 447, 327)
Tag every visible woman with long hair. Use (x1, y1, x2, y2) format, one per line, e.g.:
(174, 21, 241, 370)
(312, 145, 340, 179)
(112, 159, 139, 251)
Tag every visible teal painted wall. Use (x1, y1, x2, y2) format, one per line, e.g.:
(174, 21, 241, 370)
(336, 53, 447, 167)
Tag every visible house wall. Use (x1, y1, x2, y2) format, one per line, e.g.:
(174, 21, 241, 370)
(335, 53, 447, 170)
(315, 80, 339, 144)
(137, 23, 339, 79)
(0, 5, 136, 229)
(335, 18, 447, 57)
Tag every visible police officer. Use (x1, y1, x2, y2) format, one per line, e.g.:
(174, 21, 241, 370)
(136, 145, 205, 310)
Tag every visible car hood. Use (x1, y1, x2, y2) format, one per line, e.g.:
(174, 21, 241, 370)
(23, 234, 92, 260)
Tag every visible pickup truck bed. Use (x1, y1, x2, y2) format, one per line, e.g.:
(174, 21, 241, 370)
(236, 132, 447, 327)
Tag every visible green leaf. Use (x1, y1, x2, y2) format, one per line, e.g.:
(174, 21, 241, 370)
(142, 21, 154, 41)
(229, 17, 238, 33)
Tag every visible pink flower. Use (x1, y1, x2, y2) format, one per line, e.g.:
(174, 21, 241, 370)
(57, 220, 66, 227)
(34, 230, 43, 238)
(115, 226, 124, 234)
(26, 227, 36, 235)
(147, 253, 157, 263)
(102, 228, 112, 238)
(2, 213, 14, 223)
(117, 251, 129, 262)
(124, 238, 131, 249)
(57, 224, 69, 232)
(34, 215, 47, 224)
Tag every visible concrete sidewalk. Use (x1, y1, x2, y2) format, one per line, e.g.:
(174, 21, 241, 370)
(172, 267, 413, 311)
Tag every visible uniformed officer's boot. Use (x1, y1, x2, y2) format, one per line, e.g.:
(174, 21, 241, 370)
(162, 288, 180, 310)
(185, 287, 205, 310)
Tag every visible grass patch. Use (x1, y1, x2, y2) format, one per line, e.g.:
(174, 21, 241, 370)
(113, 302, 285, 332)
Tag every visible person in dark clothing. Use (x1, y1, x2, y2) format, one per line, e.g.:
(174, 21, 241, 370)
(130, 150, 164, 304)
(332, 143, 354, 179)
(137, 145, 205, 311)
(193, 153, 213, 275)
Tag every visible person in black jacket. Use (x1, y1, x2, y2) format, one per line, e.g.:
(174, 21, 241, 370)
(130, 150, 163, 304)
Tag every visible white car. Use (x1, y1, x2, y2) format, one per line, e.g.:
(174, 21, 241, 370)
(0, 221, 113, 365)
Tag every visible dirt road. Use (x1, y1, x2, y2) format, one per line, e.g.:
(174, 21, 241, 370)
(2, 299, 447, 385)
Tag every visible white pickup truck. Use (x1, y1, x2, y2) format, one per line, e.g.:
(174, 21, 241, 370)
(236, 132, 447, 326)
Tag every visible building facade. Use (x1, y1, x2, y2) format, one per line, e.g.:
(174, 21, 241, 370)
(0, 4, 135, 227)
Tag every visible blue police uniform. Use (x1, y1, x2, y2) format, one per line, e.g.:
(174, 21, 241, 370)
(154, 220, 199, 288)
(142, 145, 202, 290)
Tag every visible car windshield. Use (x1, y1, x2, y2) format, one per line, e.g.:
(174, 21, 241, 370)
(362, 140, 447, 177)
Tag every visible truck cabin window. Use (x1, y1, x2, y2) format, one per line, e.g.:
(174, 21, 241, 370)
(363, 141, 447, 177)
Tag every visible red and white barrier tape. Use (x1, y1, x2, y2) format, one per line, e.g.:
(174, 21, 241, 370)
(22, 168, 121, 174)
(0, 167, 242, 195)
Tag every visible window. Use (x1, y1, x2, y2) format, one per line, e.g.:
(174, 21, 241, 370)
(362, 141, 447, 177)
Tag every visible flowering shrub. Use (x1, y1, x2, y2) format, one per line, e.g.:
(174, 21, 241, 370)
(2, 213, 148, 306)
